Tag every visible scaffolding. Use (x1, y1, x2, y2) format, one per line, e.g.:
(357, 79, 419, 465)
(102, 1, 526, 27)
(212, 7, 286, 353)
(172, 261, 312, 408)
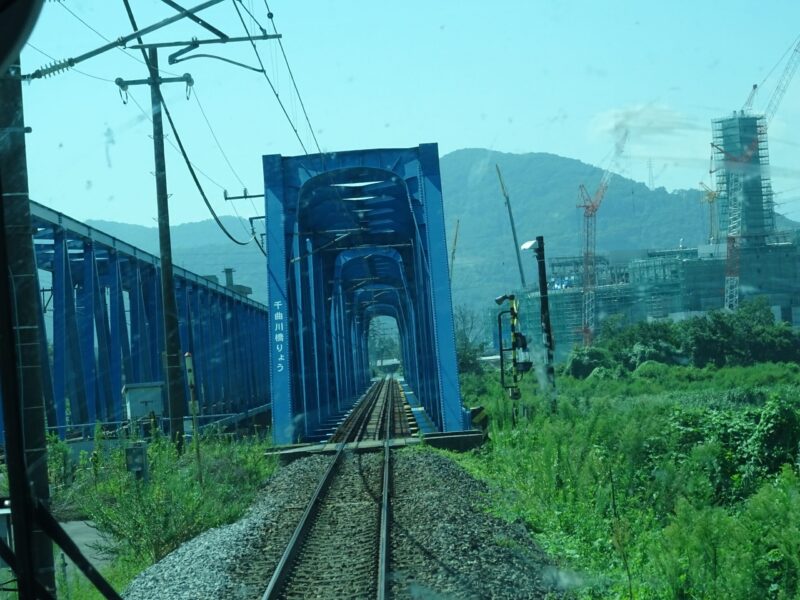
(527, 241, 799, 363)
(712, 114, 775, 240)
(712, 113, 775, 311)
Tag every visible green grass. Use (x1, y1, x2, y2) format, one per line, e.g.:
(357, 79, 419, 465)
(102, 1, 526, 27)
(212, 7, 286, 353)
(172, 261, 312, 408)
(56, 554, 149, 600)
(43, 430, 278, 597)
(452, 364, 800, 599)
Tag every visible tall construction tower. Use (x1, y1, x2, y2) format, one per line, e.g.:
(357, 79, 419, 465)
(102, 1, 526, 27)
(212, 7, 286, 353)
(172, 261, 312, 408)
(712, 114, 773, 311)
(713, 36, 800, 311)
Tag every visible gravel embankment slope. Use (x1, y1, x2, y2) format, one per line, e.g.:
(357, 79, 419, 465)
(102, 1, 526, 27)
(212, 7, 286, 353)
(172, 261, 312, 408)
(124, 449, 561, 599)
(390, 451, 559, 599)
(123, 454, 331, 600)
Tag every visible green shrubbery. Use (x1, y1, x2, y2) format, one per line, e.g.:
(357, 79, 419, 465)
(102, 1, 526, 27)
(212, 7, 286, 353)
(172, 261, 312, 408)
(453, 364, 800, 599)
(579, 298, 800, 377)
(50, 431, 276, 596)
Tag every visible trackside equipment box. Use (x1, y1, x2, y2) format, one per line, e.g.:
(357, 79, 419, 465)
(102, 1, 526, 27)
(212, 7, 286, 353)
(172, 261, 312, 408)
(123, 382, 164, 421)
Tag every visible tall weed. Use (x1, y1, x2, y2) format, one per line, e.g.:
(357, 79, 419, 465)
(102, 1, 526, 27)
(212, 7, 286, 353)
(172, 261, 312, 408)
(453, 365, 800, 598)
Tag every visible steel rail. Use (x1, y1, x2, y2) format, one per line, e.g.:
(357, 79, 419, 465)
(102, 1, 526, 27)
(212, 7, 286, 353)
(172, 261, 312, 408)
(365, 377, 391, 442)
(330, 378, 382, 444)
(262, 379, 388, 600)
(354, 378, 384, 443)
(377, 379, 394, 600)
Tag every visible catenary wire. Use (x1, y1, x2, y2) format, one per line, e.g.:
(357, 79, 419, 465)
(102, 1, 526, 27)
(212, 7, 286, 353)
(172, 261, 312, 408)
(57, 1, 181, 77)
(192, 88, 265, 239)
(230, 0, 309, 154)
(127, 92, 222, 191)
(126, 89, 258, 245)
(192, 88, 247, 189)
(236, 0, 266, 30)
(121, 53, 263, 248)
(262, 0, 323, 156)
(121, 0, 253, 247)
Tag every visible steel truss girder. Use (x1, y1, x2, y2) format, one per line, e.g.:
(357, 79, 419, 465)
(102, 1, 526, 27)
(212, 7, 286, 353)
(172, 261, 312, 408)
(0, 201, 269, 441)
(264, 144, 466, 445)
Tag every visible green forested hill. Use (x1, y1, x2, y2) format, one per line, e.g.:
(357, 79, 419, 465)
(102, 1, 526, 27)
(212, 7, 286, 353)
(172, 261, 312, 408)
(442, 148, 796, 311)
(87, 148, 797, 311)
(444, 148, 707, 311)
(87, 216, 268, 303)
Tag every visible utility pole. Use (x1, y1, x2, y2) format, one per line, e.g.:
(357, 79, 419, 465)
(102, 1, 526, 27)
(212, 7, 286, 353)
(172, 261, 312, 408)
(532, 236, 556, 409)
(109, 4, 281, 446)
(15, 0, 282, 451)
(115, 48, 193, 445)
(0, 55, 56, 594)
(149, 47, 186, 446)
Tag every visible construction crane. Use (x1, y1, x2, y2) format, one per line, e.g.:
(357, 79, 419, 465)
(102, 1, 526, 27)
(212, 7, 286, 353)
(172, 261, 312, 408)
(717, 36, 800, 311)
(495, 165, 527, 290)
(577, 131, 628, 345)
(742, 83, 758, 112)
(449, 218, 460, 283)
(763, 37, 800, 123)
(699, 181, 719, 243)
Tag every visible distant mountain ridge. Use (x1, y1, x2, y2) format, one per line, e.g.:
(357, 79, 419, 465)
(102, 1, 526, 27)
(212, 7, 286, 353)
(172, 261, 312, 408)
(441, 148, 797, 311)
(87, 148, 798, 312)
(87, 216, 269, 304)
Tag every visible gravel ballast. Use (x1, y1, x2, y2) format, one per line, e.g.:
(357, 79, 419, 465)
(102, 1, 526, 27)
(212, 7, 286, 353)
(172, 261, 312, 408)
(123, 454, 331, 600)
(124, 448, 561, 599)
(389, 450, 559, 599)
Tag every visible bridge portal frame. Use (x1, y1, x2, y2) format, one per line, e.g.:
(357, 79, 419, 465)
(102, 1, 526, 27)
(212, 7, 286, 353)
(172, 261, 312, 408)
(264, 144, 465, 445)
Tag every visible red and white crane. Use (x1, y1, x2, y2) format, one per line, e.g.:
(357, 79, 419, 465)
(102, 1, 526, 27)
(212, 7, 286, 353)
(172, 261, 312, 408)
(578, 130, 628, 345)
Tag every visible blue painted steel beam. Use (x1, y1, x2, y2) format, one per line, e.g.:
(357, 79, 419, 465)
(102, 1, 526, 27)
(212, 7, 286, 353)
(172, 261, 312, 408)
(263, 144, 467, 444)
(0, 200, 271, 442)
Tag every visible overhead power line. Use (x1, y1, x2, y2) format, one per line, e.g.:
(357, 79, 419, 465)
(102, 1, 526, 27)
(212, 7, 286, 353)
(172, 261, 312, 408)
(126, 90, 236, 194)
(262, 0, 323, 155)
(192, 88, 246, 189)
(57, 1, 181, 77)
(25, 43, 114, 83)
(192, 88, 265, 241)
(35, 1, 273, 253)
(237, 0, 266, 30)
(231, 0, 309, 154)
(121, 0, 253, 247)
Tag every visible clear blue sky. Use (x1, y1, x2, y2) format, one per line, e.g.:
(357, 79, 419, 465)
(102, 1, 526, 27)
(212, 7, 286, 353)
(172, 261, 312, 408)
(19, 1, 800, 228)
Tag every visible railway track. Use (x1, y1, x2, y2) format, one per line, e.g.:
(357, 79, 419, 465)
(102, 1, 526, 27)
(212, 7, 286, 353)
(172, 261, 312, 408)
(262, 377, 402, 599)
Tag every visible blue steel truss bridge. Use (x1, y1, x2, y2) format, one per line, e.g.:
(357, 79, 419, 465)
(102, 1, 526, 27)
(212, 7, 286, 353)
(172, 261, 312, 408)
(0, 144, 465, 447)
(264, 144, 467, 445)
(0, 200, 269, 440)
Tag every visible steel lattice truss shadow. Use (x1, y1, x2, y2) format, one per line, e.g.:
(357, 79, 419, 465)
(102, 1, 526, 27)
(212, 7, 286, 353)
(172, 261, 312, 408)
(0, 201, 269, 439)
(264, 144, 466, 444)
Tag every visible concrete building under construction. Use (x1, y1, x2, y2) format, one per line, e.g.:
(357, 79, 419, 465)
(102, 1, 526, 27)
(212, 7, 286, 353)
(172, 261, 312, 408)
(523, 110, 800, 362)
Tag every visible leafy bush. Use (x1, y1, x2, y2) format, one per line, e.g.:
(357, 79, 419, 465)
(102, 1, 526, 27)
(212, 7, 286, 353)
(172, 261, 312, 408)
(595, 299, 800, 369)
(563, 345, 617, 379)
(52, 433, 276, 566)
(743, 466, 800, 599)
(747, 395, 800, 475)
(632, 359, 671, 380)
(453, 363, 800, 599)
(84, 445, 207, 563)
(586, 364, 628, 381)
(624, 340, 681, 369)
